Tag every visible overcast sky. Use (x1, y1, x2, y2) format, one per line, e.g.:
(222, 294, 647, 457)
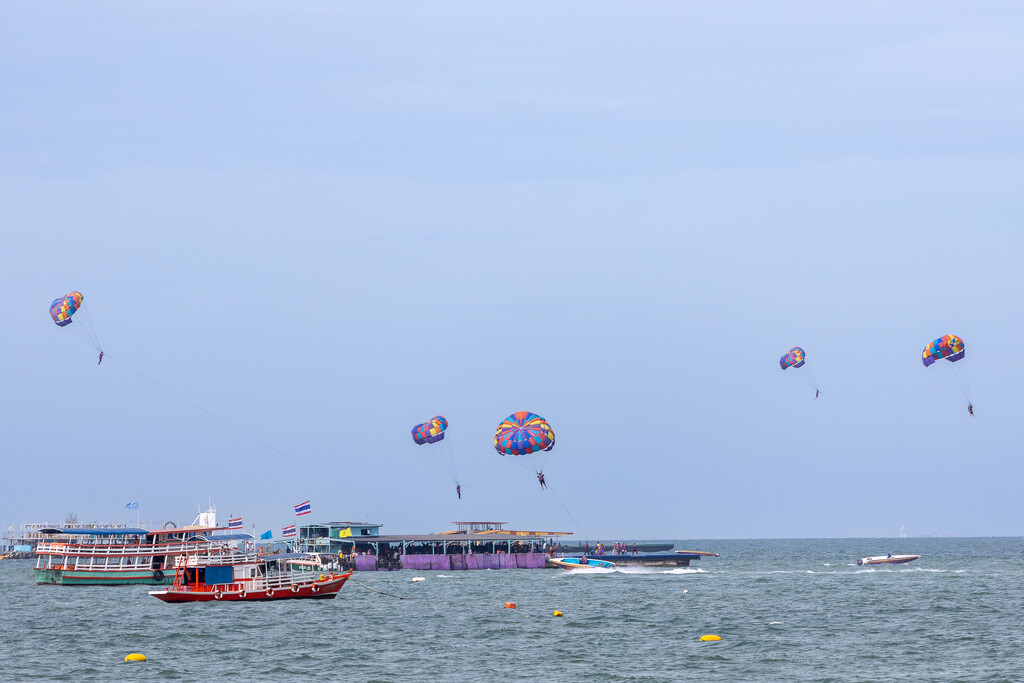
(2, 2, 1022, 540)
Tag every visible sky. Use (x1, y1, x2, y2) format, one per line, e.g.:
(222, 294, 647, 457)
(2, 2, 1022, 540)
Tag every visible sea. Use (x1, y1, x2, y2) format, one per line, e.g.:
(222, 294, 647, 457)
(1, 537, 1022, 682)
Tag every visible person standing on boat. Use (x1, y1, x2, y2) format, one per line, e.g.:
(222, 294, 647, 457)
(632, 542, 638, 555)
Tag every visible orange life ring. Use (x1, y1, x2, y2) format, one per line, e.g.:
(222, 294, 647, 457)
(291, 585, 299, 593)
(266, 589, 275, 597)
(311, 583, 319, 593)
(214, 590, 222, 600)
(238, 590, 247, 598)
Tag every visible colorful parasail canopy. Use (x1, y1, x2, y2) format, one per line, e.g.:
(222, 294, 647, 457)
(922, 335, 965, 367)
(493, 411, 555, 456)
(50, 291, 84, 327)
(411, 415, 448, 445)
(779, 346, 806, 370)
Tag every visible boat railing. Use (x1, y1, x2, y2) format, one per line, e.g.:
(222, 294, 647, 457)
(36, 539, 241, 558)
(35, 545, 250, 572)
(236, 569, 334, 593)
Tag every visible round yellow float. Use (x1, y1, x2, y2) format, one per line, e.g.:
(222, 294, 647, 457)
(124, 653, 147, 662)
(553, 610, 563, 617)
(699, 635, 721, 642)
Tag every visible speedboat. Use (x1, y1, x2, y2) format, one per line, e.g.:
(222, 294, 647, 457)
(858, 554, 920, 566)
(547, 556, 615, 570)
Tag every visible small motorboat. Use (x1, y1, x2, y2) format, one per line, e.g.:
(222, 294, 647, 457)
(858, 554, 920, 566)
(547, 556, 615, 570)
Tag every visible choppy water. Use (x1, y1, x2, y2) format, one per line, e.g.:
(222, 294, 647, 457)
(1, 538, 1022, 681)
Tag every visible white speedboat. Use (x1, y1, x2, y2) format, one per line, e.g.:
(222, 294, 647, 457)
(858, 554, 920, 566)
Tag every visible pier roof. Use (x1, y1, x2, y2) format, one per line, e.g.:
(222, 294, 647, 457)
(355, 532, 565, 544)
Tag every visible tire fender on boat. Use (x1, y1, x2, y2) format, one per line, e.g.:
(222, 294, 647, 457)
(153, 570, 164, 582)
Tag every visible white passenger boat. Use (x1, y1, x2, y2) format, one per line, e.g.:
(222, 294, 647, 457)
(35, 509, 251, 585)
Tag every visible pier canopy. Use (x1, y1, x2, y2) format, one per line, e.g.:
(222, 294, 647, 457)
(444, 521, 572, 537)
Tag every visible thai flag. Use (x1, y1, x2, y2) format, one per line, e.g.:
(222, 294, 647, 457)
(282, 524, 297, 538)
(228, 517, 243, 530)
(294, 500, 312, 516)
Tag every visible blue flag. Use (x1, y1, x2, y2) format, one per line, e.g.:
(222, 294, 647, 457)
(125, 501, 139, 510)
(260, 530, 272, 540)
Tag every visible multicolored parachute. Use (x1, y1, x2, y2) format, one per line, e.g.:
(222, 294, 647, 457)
(411, 414, 460, 487)
(922, 335, 965, 367)
(494, 411, 555, 456)
(411, 416, 448, 445)
(50, 291, 84, 327)
(779, 347, 806, 370)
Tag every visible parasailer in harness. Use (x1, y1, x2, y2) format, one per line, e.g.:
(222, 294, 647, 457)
(98, 351, 104, 365)
(456, 484, 461, 500)
(493, 411, 556, 488)
(968, 402, 974, 418)
(814, 389, 819, 400)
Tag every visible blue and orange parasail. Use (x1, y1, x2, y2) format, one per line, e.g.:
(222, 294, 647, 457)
(779, 346, 806, 370)
(50, 291, 84, 327)
(493, 411, 555, 456)
(411, 416, 448, 445)
(922, 335, 965, 367)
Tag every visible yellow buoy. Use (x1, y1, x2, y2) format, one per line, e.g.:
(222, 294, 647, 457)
(699, 635, 721, 642)
(124, 653, 147, 662)
(553, 610, 563, 617)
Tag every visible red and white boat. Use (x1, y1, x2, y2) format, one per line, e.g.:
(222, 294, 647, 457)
(149, 549, 353, 603)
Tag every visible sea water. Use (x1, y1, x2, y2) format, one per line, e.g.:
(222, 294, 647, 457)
(1, 537, 1021, 682)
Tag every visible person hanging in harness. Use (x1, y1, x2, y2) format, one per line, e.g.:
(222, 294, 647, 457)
(537, 471, 548, 490)
(814, 388, 819, 400)
(98, 351, 104, 365)
(968, 402, 974, 418)
(456, 484, 462, 500)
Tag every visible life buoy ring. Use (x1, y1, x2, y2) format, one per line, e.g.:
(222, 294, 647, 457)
(238, 590, 247, 598)
(153, 570, 165, 582)
(291, 585, 299, 593)
(311, 583, 319, 593)
(214, 590, 222, 600)
(266, 589, 275, 597)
